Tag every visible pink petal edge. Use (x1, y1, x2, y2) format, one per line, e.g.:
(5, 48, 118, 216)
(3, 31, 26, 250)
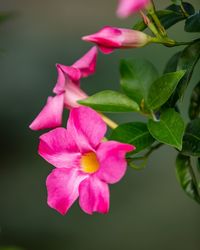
(29, 94, 64, 131)
(79, 176, 110, 215)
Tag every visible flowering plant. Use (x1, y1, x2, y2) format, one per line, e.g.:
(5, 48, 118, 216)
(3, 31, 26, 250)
(30, 0, 200, 214)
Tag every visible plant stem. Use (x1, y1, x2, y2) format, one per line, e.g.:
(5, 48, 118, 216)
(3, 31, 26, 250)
(180, 2, 189, 18)
(99, 113, 118, 129)
(147, 1, 167, 37)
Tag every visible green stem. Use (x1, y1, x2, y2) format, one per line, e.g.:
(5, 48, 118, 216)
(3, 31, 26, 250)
(150, 36, 191, 47)
(147, 1, 167, 37)
(180, 2, 189, 18)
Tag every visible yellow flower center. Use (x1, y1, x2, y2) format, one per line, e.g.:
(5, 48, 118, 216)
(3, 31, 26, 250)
(81, 152, 100, 174)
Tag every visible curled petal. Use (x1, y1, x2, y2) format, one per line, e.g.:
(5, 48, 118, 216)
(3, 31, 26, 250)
(82, 26, 149, 54)
(53, 65, 80, 95)
(64, 82, 88, 109)
(96, 141, 135, 184)
(29, 94, 64, 131)
(46, 168, 86, 215)
(39, 127, 80, 168)
(73, 46, 98, 78)
(79, 176, 109, 214)
(67, 106, 107, 153)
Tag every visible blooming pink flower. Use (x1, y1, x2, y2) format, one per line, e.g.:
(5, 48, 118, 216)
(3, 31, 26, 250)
(82, 26, 150, 54)
(117, 0, 151, 18)
(29, 46, 98, 131)
(39, 106, 135, 215)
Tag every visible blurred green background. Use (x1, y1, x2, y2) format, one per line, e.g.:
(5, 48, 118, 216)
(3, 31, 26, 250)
(0, 0, 199, 249)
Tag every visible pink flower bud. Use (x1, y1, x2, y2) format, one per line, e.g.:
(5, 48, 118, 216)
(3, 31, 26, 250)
(117, 0, 151, 18)
(82, 26, 150, 54)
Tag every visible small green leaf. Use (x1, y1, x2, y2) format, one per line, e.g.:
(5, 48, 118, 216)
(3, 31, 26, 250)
(147, 71, 185, 110)
(176, 153, 200, 203)
(185, 11, 200, 33)
(148, 109, 185, 150)
(133, 3, 194, 31)
(164, 51, 182, 73)
(78, 90, 140, 112)
(109, 122, 155, 154)
(120, 59, 158, 106)
(166, 39, 200, 106)
(168, 2, 195, 15)
(182, 118, 200, 157)
(189, 81, 200, 120)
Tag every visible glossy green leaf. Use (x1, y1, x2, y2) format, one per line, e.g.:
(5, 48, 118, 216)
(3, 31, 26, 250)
(185, 11, 200, 33)
(147, 70, 185, 110)
(78, 90, 140, 112)
(182, 118, 200, 157)
(120, 59, 158, 106)
(148, 109, 185, 150)
(189, 81, 200, 120)
(164, 51, 182, 73)
(167, 39, 200, 106)
(110, 122, 155, 154)
(176, 153, 200, 203)
(168, 2, 194, 15)
(133, 3, 194, 31)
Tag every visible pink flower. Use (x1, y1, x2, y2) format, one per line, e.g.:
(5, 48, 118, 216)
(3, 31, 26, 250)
(29, 46, 98, 131)
(82, 26, 150, 54)
(39, 106, 135, 215)
(117, 0, 151, 18)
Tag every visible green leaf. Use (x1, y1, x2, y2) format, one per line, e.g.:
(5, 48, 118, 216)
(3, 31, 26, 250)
(109, 122, 155, 154)
(167, 39, 200, 106)
(120, 59, 158, 106)
(164, 51, 182, 73)
(168, 2, 194, 16)
(147, 70, 185, 110)
(182, 118, 200, 157)
(133, 3, 194, 31)
(185, 11, 200, 33)
(148, 109, 185, 150)
(189, 81, 200, 120)
(78, 90, 140, 112)
(176, 153, 200, 203)
(133, 10, 183, 31)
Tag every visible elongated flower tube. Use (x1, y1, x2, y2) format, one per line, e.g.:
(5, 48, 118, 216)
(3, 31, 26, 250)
(117, 0, 151, 18)
(29, 46, 97, 130)
(39, 106, 135, 215)
(82, 26, 151, 54)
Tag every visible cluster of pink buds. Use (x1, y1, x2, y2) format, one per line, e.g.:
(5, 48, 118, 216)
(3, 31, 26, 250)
(30, 0, 151, 215)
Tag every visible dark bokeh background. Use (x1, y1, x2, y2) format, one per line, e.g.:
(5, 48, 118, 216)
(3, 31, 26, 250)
(0, 1, 199, 249)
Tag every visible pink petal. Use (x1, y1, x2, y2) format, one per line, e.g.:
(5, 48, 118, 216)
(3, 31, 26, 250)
(53, 65, 80, 95)
(67, 106, 107, 153)
(39, 127, 81, 168)
(29, 94, 64, 131)
(73, 46, 98, 78)
(98, 46, 115, 54)
(96, 141, 135, 184)
(79, 176, 109, 214)
(64, 82, 88, 109)
(117, 0, 150, 18)
(46, 168, 86, 215)
(82, 26, 122, 52)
